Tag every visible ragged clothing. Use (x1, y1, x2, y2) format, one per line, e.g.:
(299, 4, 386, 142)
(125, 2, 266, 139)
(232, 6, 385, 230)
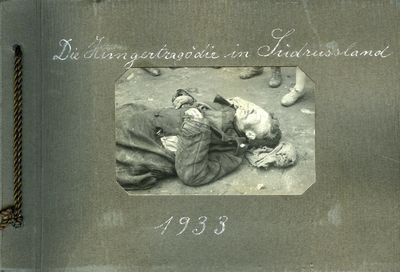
(115, 96, 248, 190)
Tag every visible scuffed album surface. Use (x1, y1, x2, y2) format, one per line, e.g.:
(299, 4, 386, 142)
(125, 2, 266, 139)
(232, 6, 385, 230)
(0, 1, 399, 271)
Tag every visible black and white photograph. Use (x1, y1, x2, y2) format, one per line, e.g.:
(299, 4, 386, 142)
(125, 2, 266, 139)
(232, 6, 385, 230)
(115, 67, 315, 195)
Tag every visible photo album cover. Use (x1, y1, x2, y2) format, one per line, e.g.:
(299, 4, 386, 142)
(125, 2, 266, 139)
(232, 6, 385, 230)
(0, 1, 399, 271)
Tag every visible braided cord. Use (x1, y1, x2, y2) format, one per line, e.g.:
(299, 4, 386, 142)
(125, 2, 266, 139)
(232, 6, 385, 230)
(0, 45, 23, 230)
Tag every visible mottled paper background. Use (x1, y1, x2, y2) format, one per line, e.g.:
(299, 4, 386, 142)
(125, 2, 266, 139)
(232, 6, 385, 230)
(1, 0, 399, 271)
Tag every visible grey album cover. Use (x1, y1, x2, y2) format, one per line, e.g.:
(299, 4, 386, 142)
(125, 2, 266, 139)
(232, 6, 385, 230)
(0, 1, 399, 272)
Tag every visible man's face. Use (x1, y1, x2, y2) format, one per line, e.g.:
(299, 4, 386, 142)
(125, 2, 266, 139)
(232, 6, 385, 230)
(233, 98, 273, 140)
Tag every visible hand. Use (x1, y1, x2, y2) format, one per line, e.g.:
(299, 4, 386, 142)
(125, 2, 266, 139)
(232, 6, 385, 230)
(173, 95, 194, 109)
(227, 97, 249, 109)
(184, 108, 203, 119)
(160, 136, 179, 152)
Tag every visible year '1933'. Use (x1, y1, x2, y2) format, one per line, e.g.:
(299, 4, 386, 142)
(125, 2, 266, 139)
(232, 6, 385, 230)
(154, 216, 228, 236)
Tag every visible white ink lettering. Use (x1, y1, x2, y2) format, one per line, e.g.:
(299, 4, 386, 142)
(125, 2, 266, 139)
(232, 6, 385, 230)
(154, 216, 173, 235)
(176, 217, 190, 236)
(192, 216, 207, 235)
(214, 216, 228, 235)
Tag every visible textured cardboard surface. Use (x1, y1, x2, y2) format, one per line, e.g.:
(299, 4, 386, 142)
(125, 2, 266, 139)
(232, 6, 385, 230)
(0, 0, 42, 270)
(1, 0, 399, 271)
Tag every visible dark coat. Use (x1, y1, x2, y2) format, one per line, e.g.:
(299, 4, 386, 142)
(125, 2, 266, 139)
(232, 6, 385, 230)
(115, 96, 248, 190)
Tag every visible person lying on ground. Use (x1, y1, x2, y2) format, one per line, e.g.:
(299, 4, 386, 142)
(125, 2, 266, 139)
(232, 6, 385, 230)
(116, 89, 296, 190)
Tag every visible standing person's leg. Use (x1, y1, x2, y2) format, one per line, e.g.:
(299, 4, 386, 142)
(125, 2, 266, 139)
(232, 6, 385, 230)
(281, 67, 306, 107)
(239, 67, 264, 79)
(268, 66, 282, 88)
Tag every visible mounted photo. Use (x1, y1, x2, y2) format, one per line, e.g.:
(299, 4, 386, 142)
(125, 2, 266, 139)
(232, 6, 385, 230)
(115, 67, 315, 195)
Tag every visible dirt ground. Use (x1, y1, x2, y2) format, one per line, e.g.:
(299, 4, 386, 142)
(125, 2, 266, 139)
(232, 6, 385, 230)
(115, 67, 315, 195)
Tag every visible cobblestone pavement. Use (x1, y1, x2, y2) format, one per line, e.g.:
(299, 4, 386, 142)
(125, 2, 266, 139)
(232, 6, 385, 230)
(115, 67, 315, 195)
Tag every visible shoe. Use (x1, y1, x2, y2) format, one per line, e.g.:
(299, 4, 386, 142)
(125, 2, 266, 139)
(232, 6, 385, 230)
(143, 68, 161, 76)
(239, 67, 263, 79)
(268, 67, 282, 88)
(281, 87, 305, 107)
